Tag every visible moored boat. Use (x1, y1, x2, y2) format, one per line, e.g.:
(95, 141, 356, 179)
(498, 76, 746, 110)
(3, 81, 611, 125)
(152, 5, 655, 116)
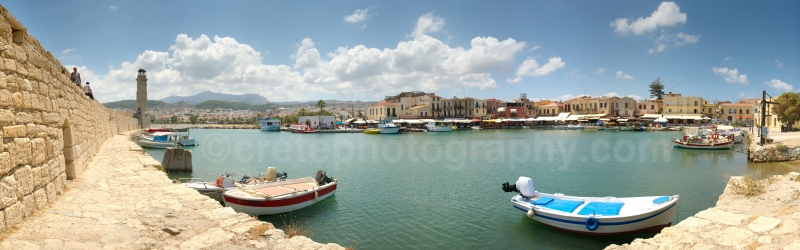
(426, 121, 453, 132)
(290, 124, 316, 133)
(223, 170, 337, 215)
(471, 126, 482, 130)
(259, 118, 282, 131)
(501, 176, 679, 235)
(182, 167, 287, 203)
(673, 126, 733, 150)
(375, 118, 401, 134)
(406, 128, 427, 132)
(138, 132, 178, 148)
(363, 128, 380, 134)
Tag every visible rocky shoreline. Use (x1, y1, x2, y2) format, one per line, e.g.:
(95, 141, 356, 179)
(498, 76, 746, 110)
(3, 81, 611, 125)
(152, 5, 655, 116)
(606, 172, 800, 249)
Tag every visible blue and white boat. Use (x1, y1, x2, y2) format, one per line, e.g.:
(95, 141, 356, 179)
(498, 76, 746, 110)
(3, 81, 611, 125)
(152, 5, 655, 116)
(259, 118, 282, 131)
(376, 118, 401, 134)
(502, 177, 679, 235)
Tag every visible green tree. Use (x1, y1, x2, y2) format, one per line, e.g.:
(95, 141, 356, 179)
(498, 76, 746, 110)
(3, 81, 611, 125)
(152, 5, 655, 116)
(189, 114, 198, 124)
(316, 100, 326, 128)
(170, 115, 179, 124)
(649, 78, 665, 100)
(774, 92, 800, 131)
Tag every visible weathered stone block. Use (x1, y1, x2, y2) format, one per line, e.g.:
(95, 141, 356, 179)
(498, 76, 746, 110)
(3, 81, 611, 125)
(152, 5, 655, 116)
(33, 165, 47, 189)
(3, 125, 26, 137)
(10, 138, 31, 165)
(0, 152, 11, 176)
(15, 111, 42, 124)
(42, 112, 60, 124)
(55, 172, 65, 195)
(0, 71, 6, 89)
(33, 188, 47, 210)
(14, 165, 33, 197)
(0, 210, 5, 235)
(0, 108, 12, 125)
(4, 201, 23, 229)
(30, 138, 45, 166)
(21, 78, 32, 91)
(45, 182, 55, 205)
(22, 92, 32, 109)
(11, 92, 22, 108)
(22, 194, 34, 217)
(25, 123, 37, 136)
(0, 89, 11, 107)
(0, 175, 18, 208)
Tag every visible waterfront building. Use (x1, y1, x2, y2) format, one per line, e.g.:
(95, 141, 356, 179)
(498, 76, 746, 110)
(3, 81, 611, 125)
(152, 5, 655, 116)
(485, 98, 504, 119)
(442, 96, 487, 119)
(703, 102, 718, 120)
(719, 103, 756, 125)
(297, 115, 336, 129)
(563, 96, 598, 115)
(537, 102, 563, 117)
(367, 101, 398, 120)
(384, 91, 442, 119)
(599, 96, 637, 117)
(514, 93, 537, 118)
(635, 100, 662, 117)
(662, 92, 708, 123)
(498, 100, 530, 119)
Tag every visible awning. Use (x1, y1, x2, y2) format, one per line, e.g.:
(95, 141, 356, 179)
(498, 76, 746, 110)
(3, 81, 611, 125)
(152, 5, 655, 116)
(471, 119, 481, 122)
(664, 115, 704, 120)
(353, 121, 366, 124)
(565, 115, 581, 121)
(599, 118, 611, 121)
(641, 114, 662, 119)
(405, 119, 424, 124)
(618, 119, 629, 122)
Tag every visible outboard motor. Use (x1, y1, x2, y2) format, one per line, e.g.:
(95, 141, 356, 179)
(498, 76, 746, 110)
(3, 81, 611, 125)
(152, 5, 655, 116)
(276, 172, 288, 181)
(502, 182, 518, 193)
(316, 170, 332, 185)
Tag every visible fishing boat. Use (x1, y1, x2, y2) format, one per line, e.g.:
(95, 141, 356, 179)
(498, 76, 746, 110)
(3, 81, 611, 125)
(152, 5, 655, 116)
(171, 128, 198, 146)
(501, 176, 679, 235)
(138, 132, 178, 148)
(363, 128, 380, 134)
(673, 126, 733, 150)
(714, 125, 745, 143)
(619, 126, 633, 131)
(406, 128, 427, 132)
(290, 124, 316, 133)
(566, 124, 584, 130)
(426, 121, 453, 132)
(223, 170, 337, 215)
(259, 118, 282, 131)
(182, 168, 287, 203)
(375, 118, 401, 134)
(632, 124, 646, 132)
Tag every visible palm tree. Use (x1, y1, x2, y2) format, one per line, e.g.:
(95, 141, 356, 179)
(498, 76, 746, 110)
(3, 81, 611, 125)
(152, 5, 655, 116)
(316, 100, 326, 129)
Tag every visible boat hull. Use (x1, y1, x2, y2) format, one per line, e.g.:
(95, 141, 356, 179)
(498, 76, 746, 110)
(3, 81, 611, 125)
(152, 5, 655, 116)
(137, 139, 176, 148)
(260, 125, 281, 131)
(427, 126, 452, 132)
(184, 182, 226, 202)
(224, 182, 337, 215)
(510, 194, 679, 235)
(673, 139, 733, 149)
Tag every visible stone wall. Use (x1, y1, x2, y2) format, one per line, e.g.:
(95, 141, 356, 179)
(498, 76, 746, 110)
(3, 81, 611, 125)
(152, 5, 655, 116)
(0, 5, 138, 233)
(750, 144, 800, 162)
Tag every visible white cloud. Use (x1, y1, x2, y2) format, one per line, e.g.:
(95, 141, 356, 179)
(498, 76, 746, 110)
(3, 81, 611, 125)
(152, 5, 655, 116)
(596, 67, 606, 74)
(59, 48, 79, 62)
(90, 25, 529, 103)
(712, 67, 748, 84)
(410, 12, 445, 38)
(616, 71, 634, 79)
(507, 57, 566, 83)
(724, 56, 734, 61)
(611, 2, 687, 36)
(109, 6, 118, 11)
(649, 31, 699, 54)
(764, 79, 793, 92)
(775, 58, 784, 68)
(675, 32, 699, 45)
(569, 68, 587, 79)
(344, 8, 371, 29)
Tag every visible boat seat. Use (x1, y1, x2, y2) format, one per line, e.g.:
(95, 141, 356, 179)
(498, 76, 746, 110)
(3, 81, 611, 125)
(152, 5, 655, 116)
(544, 199, 584, 213)
(531, 197, 554, 206)
(577, 202, 624, 216)
(255, 186, 296, 197)
(652, 196, 670, 204)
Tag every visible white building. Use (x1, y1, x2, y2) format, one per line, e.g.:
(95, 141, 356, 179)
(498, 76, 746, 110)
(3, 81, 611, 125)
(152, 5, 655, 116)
(298, 116, 336, 129)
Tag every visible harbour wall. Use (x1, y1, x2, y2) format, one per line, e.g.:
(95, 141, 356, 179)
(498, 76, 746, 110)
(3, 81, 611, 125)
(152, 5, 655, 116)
(750, 144, 800, 162)
(0, 4, 138, 234)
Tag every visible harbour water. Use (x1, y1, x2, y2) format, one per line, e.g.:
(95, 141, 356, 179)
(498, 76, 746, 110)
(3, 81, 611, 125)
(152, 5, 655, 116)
(144, 129, 798, 249)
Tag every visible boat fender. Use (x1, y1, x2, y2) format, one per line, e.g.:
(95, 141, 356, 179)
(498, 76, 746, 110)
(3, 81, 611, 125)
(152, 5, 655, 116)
(585, 216, 599, 231)
(314, 188, 319, 202)
(526, 209, 535, 218)
(215, 176, 223, 188)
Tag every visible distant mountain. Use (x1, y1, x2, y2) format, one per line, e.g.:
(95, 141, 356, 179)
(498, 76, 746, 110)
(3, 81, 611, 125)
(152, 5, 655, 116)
(160, 91, 269, 105)
(103, 100, 167, 110)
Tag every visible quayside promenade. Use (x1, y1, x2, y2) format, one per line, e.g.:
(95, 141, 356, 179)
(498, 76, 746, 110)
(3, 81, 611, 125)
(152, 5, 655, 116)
(0, 131, 342, 250)
(607, 171, 800, 249)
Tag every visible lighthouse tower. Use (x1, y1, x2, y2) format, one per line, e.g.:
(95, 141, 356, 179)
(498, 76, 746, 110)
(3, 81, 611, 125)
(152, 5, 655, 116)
(136, 69, 150, 128)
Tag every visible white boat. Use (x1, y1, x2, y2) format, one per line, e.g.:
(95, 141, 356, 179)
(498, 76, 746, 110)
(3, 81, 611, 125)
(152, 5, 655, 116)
(376, 118, 401, 134)
(138, 132, 178, 148)
(223, 170, 337, 215)
(471, 126, 482, 130)
(567, 124, 584, 130)
(502, 177, 679, 235)
(182, 167, 286, 203)
(171, 128, 198, 146)
(619, 126, 633, 131)
(426, 121, 453, 132)
(715, 125, 745, 143)
(290, 124, 316, 133)
(259, 118, 282, 131)
(673, 126, 733, 150)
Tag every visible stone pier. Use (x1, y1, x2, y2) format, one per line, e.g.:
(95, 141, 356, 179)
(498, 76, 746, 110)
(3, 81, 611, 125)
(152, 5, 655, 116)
(0, 131, 342, 249)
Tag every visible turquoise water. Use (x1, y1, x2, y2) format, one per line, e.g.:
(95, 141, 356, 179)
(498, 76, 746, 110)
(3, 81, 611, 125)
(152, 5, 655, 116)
(144, 129, 798, 249)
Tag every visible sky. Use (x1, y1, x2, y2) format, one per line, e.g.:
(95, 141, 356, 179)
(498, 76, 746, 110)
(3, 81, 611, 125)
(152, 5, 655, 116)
(4, 1, 799, 104)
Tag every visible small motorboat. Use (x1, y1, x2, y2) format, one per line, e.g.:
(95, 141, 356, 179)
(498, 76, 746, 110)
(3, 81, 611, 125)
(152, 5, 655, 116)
(502, 176, 679, 235)
(223, 170, 337, 215)
(138, 132, 178, 148)
(406, 128, 427, 132)
(363, 128, 380, 134)
(181, 167, 286, 203)
(471, 126, 482, 130)
(290, 124, 316, 133)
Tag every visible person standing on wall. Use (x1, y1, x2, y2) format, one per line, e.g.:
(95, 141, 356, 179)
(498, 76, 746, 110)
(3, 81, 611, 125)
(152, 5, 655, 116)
(71, 67, 81, 87)
(83, 82, 94, 100)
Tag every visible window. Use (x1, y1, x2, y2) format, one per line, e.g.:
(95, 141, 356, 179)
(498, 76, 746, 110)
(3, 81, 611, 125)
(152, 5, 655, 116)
(694, 101, 698, 106)
(625, 103, 628, 108)
(651, 105, 655, 110)
(746, 109, 749, 114)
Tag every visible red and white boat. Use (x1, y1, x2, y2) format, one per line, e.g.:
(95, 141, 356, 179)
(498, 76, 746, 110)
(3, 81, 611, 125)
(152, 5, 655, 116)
(223, 170, 337, 215)
(673, 126, 733, 150)
(290, 124, 316, 133)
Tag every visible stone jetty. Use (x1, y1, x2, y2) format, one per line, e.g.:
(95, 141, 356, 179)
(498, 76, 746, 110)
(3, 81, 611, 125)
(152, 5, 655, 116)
(750, 131, 800, 162)
(0, 131, 343, 249)
(607, 172, 800, 249)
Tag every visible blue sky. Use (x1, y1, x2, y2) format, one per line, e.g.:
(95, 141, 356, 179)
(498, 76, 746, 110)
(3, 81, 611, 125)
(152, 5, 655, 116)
(4, 1, 799, 103)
